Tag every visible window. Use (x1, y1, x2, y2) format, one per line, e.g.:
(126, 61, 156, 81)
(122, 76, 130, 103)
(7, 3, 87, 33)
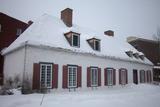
(0, 24, 1, 32)
(68, 66, 77, 88)
(140, 70, 145, 83)
(125, 51, 133, 57)
(72, 34, 80, 47)
(106, 68, 114, 86)
(94, 40, 100, 51)
(133, 53, 139, 59)
(119, 69, 128, 85)
(16, 28, 22, 35)
(91, 67, 98, 86)
(40, 63, 52, 88)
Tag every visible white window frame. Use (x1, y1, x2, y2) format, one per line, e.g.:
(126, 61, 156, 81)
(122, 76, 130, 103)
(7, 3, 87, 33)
(140, 70, 145, 83)
(16, 28, 22, 35)
(40, 63, 52, 89)
(71, 33, 80, 47)
(93, 40, 100, 51)
(121, 69, 127, 85)
(68, 66, 77, 88)
(90, 67, 98, 87)
(106, 68, 114, 86)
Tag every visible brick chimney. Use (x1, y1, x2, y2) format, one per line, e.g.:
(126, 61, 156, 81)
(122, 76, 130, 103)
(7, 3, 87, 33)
(104, 30, 114, 37)
(61, 8, 73, 27)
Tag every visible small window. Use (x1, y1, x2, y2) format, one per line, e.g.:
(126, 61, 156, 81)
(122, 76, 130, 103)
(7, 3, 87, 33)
(94, 40, 100, 51)
(68, 66, 77, 88)
(133, 53, 139, 59)
(119, 69, 128, 85)
(0, 24, 1, 32)
(40, 63, 52, 88)
(72, 34, 80, 47)
(139, 55, 144, 60)
(91, 67, 98, 87)
(125, 51, 133, 57)
(140, 70, 145, 83)
(16, 28, 22, 35)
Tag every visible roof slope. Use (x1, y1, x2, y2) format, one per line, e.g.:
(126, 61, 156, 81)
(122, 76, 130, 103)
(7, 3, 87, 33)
(2, 14, 153, 65)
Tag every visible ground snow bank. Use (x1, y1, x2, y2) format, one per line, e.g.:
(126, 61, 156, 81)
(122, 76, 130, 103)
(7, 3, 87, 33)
(0, 84, 160, 107)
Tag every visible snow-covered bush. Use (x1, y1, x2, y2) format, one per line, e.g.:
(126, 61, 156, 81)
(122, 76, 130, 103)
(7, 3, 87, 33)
(21, 77, 32, 94)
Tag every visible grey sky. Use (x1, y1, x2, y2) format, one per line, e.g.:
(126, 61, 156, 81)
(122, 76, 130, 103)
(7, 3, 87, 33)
(0, 0, 160, 40)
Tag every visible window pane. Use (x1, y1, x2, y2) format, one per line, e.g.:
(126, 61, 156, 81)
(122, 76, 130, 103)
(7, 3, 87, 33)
(72, 35, 79, 46)
(94, 40, 100, 51)
(107, 69, 113, 85)
(91, 68, 98, 86)
(68, 66, 77, 88)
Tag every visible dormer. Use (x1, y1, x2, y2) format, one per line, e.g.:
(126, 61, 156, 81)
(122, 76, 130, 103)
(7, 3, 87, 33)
(139, 52, 145, 60)
(64, 31, 80, 47)
(87, 38, 101, 51)
(133, 52, 139, 59)
(125, 51, 133, 57)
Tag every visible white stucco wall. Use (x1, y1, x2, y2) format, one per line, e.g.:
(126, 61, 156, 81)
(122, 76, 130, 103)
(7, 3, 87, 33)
(3, 47, 25, 85)
(3, 45, 153, 91)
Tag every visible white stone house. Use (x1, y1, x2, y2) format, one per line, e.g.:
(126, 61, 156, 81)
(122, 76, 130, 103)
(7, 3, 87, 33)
(1, 8, 153, 91)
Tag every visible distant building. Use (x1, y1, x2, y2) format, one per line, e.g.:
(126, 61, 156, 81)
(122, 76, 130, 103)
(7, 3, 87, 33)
(0, 12, 31, 85)
(127, 36, 160, 82)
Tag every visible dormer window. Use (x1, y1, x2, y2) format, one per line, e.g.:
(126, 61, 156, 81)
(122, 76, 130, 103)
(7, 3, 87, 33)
(64, 31, 80, 47)
(16, 28, 22, 36)
(139, 55, 145, 60)
(125, 51, 133, 57)
(133, 53, 139, 59)
(87, 38, 100, 51)
(72, 34, 79, 47)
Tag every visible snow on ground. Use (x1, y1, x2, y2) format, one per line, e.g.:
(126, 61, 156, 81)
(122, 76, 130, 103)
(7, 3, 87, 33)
(0, 84, 160, 107)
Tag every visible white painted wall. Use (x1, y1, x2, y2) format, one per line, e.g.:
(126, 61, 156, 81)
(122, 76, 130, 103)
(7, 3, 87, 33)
(3, 45, 153, 91)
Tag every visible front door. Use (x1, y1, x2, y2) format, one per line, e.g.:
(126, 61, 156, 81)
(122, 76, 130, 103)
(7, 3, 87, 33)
(133, 69, 138, 84)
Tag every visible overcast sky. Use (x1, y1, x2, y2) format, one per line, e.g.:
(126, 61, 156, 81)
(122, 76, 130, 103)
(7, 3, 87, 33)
(0, 0, 160, 41)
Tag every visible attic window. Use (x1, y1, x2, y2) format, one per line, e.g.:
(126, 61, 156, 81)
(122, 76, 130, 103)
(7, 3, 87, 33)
(139, 55, 145, 60)
(133, 53, 139, 59)
(64, 31, 80, 47)
(87, 38, 101, 51)
(16, 28, 22, 35)
(125, 51, 133, 57)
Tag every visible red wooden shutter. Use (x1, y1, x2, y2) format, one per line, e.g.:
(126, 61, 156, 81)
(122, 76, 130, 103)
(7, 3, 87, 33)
(77, 66, 82, 87)
(104, 68, 108, 86)
(52, 64, 58, 88)
(87, 67, 91, 87)
(32, 63, 40, 90)
(98, 68, 101, 86)
(140, 71, 142, 83)
(126, 70, 128, 84)
(63, 65, 68, 88)
(113, 69, 116, 85)
(119, 69, 122, 84)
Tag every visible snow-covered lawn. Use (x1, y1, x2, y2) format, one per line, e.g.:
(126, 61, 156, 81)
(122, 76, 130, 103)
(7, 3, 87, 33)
(0, 84, 160, 107)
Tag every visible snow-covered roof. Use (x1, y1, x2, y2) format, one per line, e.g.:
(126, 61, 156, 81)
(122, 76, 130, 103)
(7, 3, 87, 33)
(1, 14, 153, 65)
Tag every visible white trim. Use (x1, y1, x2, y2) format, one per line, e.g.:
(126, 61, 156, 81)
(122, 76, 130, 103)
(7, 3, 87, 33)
(90, 67, 98, 87)
(40, 63, 52, 89)
(68, 66, 77, 88)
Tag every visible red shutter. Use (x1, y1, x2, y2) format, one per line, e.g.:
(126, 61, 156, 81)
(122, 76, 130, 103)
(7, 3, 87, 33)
(140, 71, 142, 83)
(104, 68, 108, 86)
(126, 70, 128, 84)
(32, 63, 40, 90)
(52, 64, 58, 88)
(77, 66, 82, 87)
(87, 67, 91, 87)
(119, 69, 122, 84)
(113, 69, 116, 85)
(98, 68, 101, 86)
(63, 65, 68, 88)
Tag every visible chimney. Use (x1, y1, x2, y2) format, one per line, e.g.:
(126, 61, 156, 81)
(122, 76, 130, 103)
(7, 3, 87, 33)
(104, 30, 114, 37)
(61, 8, 73, 27)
